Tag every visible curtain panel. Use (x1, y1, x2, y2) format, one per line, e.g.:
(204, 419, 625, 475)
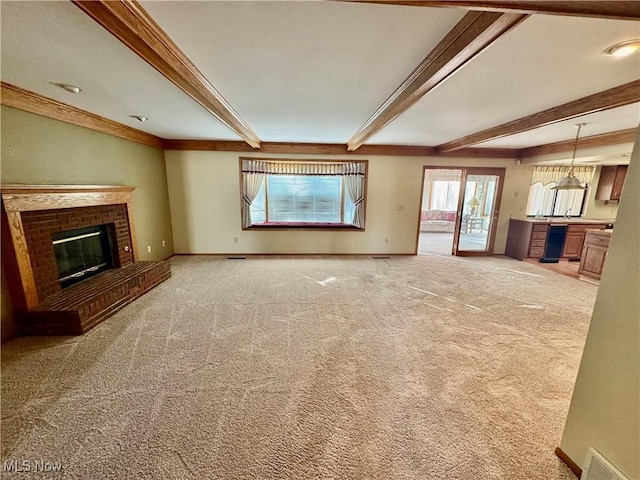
(531, 166, 595, 185)
(344, 173, 365, 228)
(241, 173, 265, 228)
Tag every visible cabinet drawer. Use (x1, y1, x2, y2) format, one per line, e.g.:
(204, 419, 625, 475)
(567, 224, 605, 233)
(531, 232, 547, 241)
(532, 224, 549, 233)
(584, 234, 610, 248)
(567, 224, 590, 233)
(530, 239, 546, 247)
(528, 247, 544, 258)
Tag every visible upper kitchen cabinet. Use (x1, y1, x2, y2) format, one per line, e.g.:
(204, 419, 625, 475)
(595, 165, 628, 202)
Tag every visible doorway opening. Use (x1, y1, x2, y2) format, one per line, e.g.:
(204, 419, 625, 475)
(417, 167, 505, 256)
(418, 168, 461, 255)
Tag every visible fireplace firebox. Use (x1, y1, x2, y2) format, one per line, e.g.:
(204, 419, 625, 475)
(52, 224, 116, 288)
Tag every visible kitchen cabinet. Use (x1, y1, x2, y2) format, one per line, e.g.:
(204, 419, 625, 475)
(562, 231, 584, 259)
(505, 219, 609, 261)
(579, 229, 612, 279)
(595, 165, 628, 202)
(505, 220, 547, 260)
(561, 224, 602, 259)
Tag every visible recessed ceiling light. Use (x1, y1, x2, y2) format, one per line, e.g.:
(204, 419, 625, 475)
(55, 83, 81, 94)
(130, 115, 148, 122)
(602, 39, 640, 57)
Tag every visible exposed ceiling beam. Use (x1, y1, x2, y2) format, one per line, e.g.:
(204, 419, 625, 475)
(0, 82, 165, 149)
(4, 83, 628, 160)
(436, 80, 640, 153)
(163, 139, 519, 158)
(164, 140, 435, 155)
(72, 0, 261, 149)
(340, 1, 640, 21)
(346, 11, 527, 151)
(520, 128, 638, 159)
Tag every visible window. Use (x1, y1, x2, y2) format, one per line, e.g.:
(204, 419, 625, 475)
(525, 166, 594, 217)
(422, 169, 462, 211)
(526, 182, 588, 217)
(240, 159, 366, 229)
(430, 181, 460, 210)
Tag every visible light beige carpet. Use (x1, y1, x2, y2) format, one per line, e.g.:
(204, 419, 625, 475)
(1, 254, 595, 479)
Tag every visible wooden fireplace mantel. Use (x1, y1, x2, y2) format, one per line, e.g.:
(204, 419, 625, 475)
(1, 184, 138, 309)
(1, 184, 136, 212)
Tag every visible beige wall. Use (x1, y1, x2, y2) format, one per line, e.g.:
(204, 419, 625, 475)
(560, 130, 639, 479)
(165, 150, 533, 255)
(584, 166, 620, 220)
(1, 106, 174, 342)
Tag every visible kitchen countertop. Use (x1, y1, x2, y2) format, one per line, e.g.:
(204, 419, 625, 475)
(586, 228, 614, 234)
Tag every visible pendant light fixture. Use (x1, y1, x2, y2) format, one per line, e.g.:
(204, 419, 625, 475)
(552, 123, 587, 190)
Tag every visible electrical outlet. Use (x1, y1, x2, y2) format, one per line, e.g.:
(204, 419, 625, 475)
(162, 240, 166, 247)
(147, 245, 151, 253)
(234, 237, 238, 243)
(385, 237, 389, 243)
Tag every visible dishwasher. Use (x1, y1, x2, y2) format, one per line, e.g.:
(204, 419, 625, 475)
(540, 224, 567, 263)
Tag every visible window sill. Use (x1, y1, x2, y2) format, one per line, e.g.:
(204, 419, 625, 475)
(526, 215, 583, 219)
(246, 222, 363, 231)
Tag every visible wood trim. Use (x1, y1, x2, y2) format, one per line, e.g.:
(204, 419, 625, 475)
(5, 211, 39, 309)
(72, 0, 261, 149)
(436, 81, 640, 153)
(521, 128, 638, 158)
(125, 202, 139, 262)
(1, 185, 136, 213)
(555, 447, 582, 478)
(165, 140, 437, 155)
(165, 139, 519, 158)
(0, 184, 137, 194)
(338, 1, 640, 21)
(415, 167, 429, 255)
(1, 82, 164, 149)
(346, 11, 527, 151)
(441, 147, 519, 158)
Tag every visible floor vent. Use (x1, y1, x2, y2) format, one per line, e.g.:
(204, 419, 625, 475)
(227, 256, 246, 260)
(372, 256, 391, 259)
(583, 448, 629, 480)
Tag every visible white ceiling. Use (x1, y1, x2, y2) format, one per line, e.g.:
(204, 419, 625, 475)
(1, 0, 240, 140)
(139, 1, 465, 143)
(1, 1, 639, 158)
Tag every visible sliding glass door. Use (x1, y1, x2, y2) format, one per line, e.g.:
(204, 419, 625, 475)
(452, 168, 505, 256)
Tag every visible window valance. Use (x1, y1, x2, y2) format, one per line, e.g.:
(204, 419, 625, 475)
(242, 159, 365, 176)
(424, 169, 462, 182)
(531, 166, 594, 186)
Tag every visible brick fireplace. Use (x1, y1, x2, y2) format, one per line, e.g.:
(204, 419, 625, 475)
(1, 185, 170, 335)
(22, 204, 133, 302)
